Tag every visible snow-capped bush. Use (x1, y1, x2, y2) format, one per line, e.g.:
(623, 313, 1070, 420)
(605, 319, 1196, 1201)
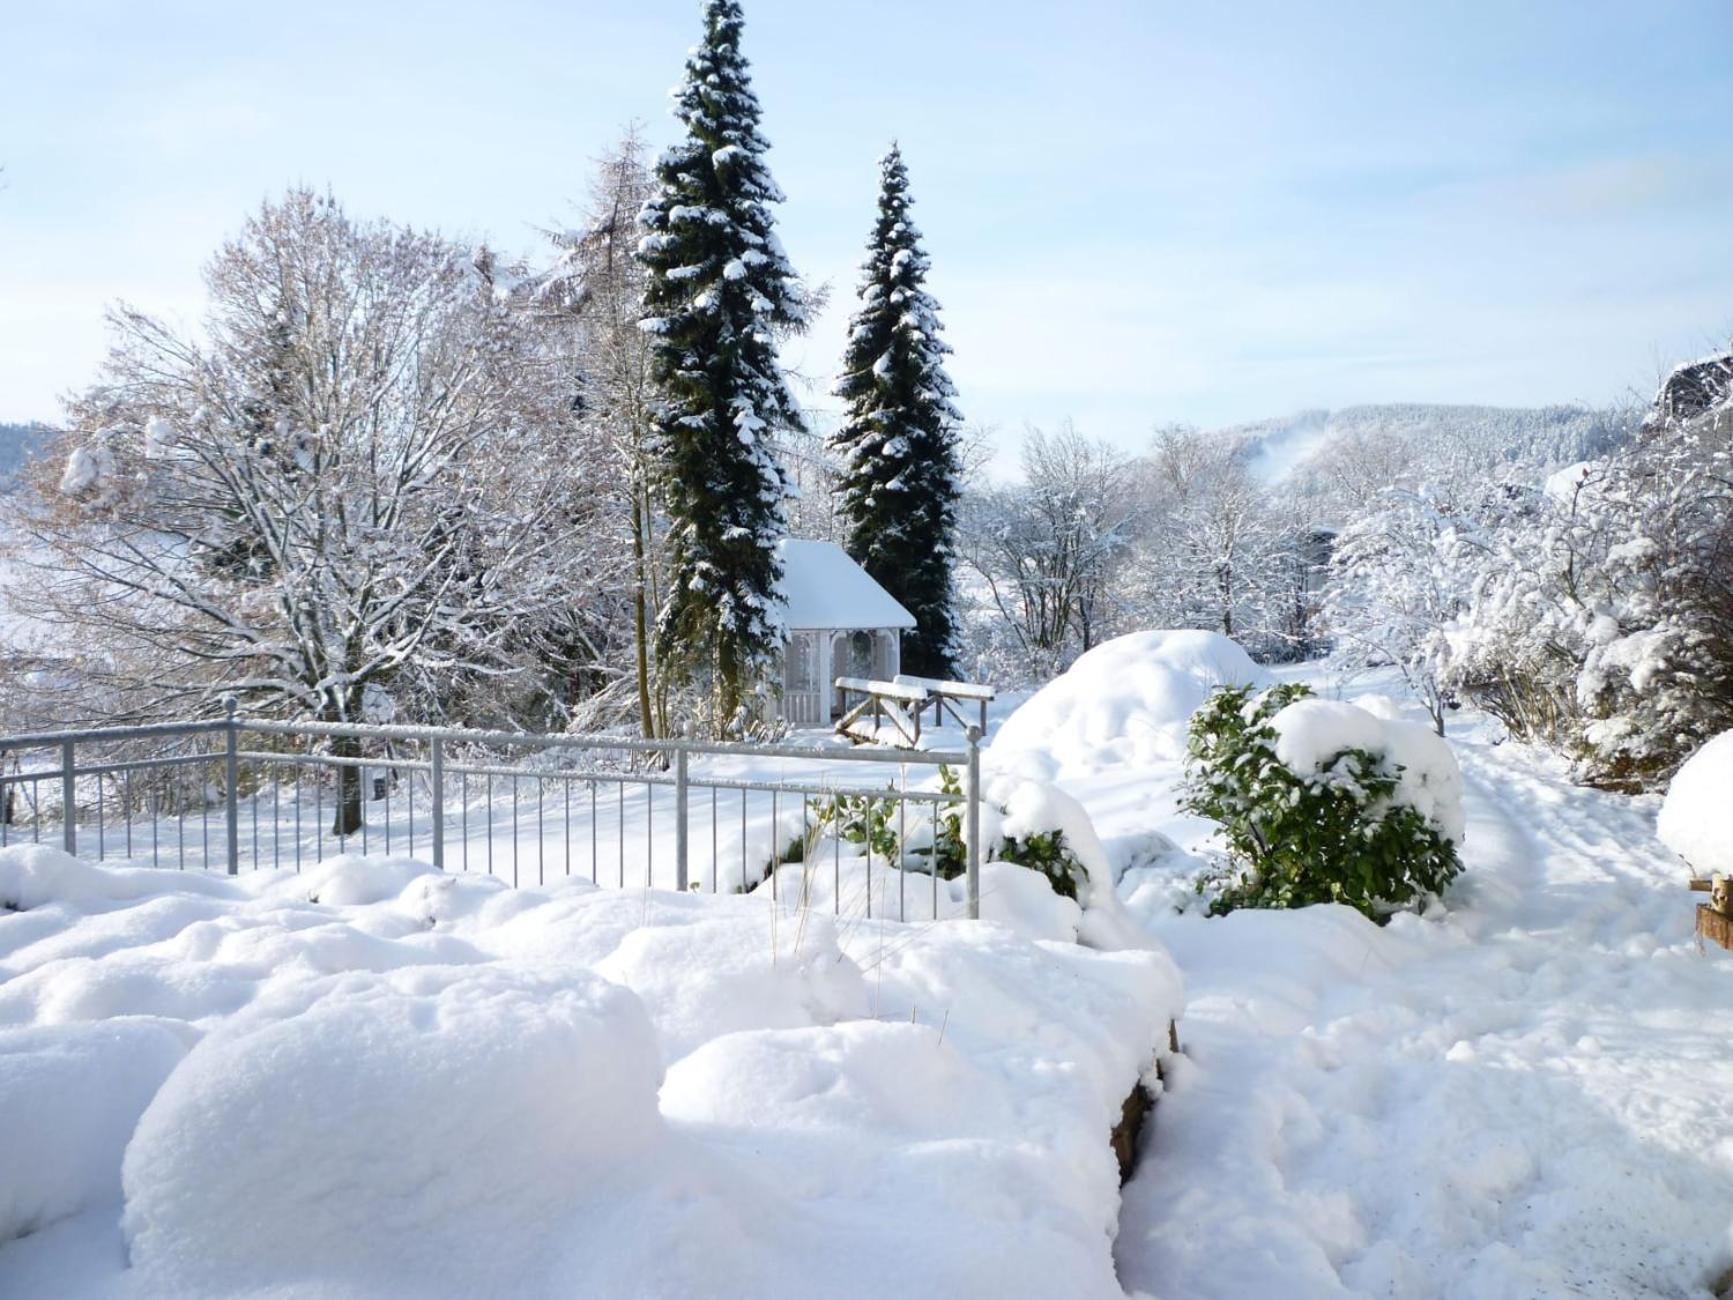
(1658, 730, 1733, 877)
(1442, 377, 1733, 789)
(1183, 683, 1463, 918)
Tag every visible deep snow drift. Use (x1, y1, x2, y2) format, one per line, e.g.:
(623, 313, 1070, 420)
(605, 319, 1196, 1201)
(0, 843, 1181, 1298)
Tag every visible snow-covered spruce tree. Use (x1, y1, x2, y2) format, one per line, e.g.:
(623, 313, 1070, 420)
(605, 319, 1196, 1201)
(638, 0, 808, 734)
(830, 144, 964, 677)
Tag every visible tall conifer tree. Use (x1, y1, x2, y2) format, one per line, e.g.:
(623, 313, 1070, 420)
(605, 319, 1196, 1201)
(639, 0, 808, 730)
(831, 145, 964, 678)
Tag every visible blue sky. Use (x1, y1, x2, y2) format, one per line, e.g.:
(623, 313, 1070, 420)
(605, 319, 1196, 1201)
(3, 0, 1730, 467)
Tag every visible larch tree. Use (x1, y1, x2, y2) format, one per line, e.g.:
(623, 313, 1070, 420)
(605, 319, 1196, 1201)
(638, 0, 809, 733)
(536, 129, 667, 740)
(830, 144, 964, 678)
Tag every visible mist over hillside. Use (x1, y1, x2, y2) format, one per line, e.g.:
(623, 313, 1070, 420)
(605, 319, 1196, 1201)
(1229, 403, 1635, 488)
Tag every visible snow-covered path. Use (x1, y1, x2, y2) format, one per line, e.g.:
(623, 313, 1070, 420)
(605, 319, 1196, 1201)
(1114, 711, 1733, 1299)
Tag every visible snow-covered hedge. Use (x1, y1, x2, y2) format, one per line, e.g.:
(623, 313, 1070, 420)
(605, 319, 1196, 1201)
(1183, 683, 1464, 918)
(1658, 730, 1733, 876)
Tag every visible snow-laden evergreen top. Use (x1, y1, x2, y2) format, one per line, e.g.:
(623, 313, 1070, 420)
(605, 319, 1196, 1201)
(828, 143, 964, 676)
(637, 0, 810, 720)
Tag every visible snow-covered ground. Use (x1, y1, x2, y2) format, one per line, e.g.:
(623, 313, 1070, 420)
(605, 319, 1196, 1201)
(4, 632, 1731, 1297)
(0, 843, 1179, 1297)
(1102, 661, 1733, 1299)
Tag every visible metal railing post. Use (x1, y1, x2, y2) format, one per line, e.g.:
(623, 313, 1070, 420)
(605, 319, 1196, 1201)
(674, 746, 689, 892)
(224, 698, 240, 875)
(61, 739, 76, 855)
(965, 725, 982, 920)
(430, 737, 445, 870)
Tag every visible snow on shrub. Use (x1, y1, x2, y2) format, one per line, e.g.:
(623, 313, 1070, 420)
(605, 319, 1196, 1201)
(814, 766, 1143, 946)
(1183, 683, 1464, 918)
(1658, 730, 1733, 877)
(991, 629, 1270, 780)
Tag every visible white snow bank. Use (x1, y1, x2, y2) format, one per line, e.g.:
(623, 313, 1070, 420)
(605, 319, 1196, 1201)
(991, 630, 1269, 780)
(124, 965, 662, 1296)
(1658, 730, 1733, 876)
(0, 849, 1184, 1297)
(1270, 697, 1466, 843)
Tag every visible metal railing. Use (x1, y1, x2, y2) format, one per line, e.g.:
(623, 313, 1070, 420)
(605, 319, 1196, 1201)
(0, 705, 984, 920)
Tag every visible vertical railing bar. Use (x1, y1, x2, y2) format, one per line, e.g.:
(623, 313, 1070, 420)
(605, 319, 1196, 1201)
(617, 781, 624, 888)
(406, 754, 415, 859)
(511, 773, 519, 889)
(60, 738, 76, 856)
(740, 788, 747, 894)
(96, 769, 105, 861)
(383, 757, 392, 854)
(201, 747, 211, 871)
(485, 774, 493, 876)
(461, 767, 470, 872)
(124, 769, 133, 859)
(966, 726, 982, 921)
(590, 780, 598, 883)
(710, 785, 717, 894)
(430, 737, 444, 872)
(563, 777, 571, 878)
(864, 795, 871, 921)
(674, 748, 689, 893)
(645, 780, 652, 888)
(272, 770, 280, 872)
(537, 776, 545, 887)
(294, 766, 302, 873)
(224, 701, 239, 875)
(315, 768, 323, 864)
(899, 767, 907, 923)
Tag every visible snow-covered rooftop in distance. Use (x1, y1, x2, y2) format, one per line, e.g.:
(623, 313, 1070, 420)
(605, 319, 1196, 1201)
(774, 538, 915, 631)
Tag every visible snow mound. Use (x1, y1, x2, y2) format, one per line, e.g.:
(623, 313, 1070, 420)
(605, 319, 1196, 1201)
(0, 844, 234, 912)
(0, 1019, 189, 1247)
(991, 630, 1270, 779)
(1658, 730, 1733, 875)
(1270, 697, 1466, 843)
(592, 911, 868, 1063)
(122, 965, 663, 1296)
(270, 852, 439, 906)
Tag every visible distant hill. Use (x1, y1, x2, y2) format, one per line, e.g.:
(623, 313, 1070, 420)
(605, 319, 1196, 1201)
(1229, 403, 1635, 488)
(0, 422, 53, 488)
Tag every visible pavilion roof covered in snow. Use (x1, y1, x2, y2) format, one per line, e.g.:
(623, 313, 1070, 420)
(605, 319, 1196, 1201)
(774, 539, 915, 632)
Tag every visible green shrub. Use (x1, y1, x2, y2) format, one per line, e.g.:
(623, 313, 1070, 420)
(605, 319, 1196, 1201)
(815, 765, 1087, 901)
(995, 828, 1083, 901)
(1182, 684, 1461, 919)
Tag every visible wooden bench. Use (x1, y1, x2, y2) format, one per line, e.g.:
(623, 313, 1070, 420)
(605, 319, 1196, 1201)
(894, 675, 996, 734)
(833, 677, 929, 747)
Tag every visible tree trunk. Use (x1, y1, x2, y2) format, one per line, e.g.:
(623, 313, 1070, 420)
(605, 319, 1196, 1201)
(330, 729, 365, 837)
(631, 489, 656, 741)
(321, 691, 365, 838)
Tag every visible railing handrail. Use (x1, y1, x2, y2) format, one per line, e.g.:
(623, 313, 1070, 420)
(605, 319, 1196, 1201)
(0, 717, 970, 767)
(0, 715, 985, 919)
